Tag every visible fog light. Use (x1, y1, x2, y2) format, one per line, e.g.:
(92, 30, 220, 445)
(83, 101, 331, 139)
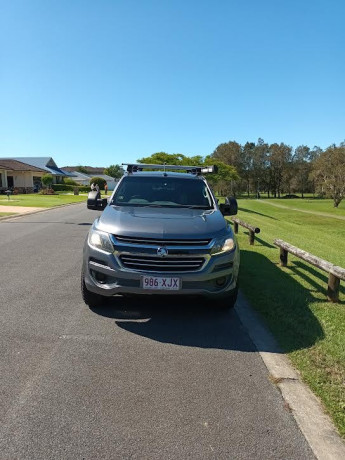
(91, 270, 107, 284)
(215, 277, 226, 287)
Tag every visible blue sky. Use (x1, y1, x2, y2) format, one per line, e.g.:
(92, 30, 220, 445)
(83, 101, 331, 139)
(1, 0, 344, 167)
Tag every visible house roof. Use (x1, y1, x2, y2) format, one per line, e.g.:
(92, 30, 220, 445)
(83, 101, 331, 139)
(70, 171, 91, 180)
(3, 157, 73, 176)
(0, 159, 46, 173)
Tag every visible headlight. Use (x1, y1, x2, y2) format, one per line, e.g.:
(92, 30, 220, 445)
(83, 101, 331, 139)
(211, 237, 235, 255)
(88, 229, 114, 253)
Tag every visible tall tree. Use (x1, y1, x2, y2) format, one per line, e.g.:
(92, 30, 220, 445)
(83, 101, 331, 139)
(104, 164, 123, 179)
(251, 139, 269, 197)
(293, 145, 311, 197)
(311, 145, 345, 207)
(211, 141, 242, 171)
(269, 143, 293, 197)
(137, 152, 186, 165)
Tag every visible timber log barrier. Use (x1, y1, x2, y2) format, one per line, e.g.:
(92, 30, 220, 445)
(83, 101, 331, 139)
(231, 217, 260, 245)
(274, 238, 345, 303)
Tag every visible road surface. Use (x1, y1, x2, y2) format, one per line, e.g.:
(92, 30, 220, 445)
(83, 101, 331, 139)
(0, 204, 314, 459)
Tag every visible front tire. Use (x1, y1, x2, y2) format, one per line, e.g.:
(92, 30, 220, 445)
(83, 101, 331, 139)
(81, 269, 105, 308)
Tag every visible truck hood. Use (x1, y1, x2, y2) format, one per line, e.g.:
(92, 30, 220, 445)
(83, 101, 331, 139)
(96, 205, 228, 240)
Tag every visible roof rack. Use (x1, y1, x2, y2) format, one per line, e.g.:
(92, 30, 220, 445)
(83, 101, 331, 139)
(122, 163, 218, 175)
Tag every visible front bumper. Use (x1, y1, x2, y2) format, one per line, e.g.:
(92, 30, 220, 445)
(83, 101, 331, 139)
(83, 238, 240, 298)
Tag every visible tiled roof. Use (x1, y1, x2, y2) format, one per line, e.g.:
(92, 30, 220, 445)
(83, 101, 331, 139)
(0, 159, 46, 172)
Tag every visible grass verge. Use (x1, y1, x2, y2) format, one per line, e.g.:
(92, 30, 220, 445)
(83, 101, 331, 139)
(0, 212, 16, 217)
(0, 193, 87, 208)
(232, 198, 345, 437)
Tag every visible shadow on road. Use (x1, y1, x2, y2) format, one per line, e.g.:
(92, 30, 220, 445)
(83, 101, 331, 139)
(90, 250, 324, 354)
(91, 298, 258, 352)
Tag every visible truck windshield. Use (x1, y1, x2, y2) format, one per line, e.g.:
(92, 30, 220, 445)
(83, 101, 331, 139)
(111, 176, 214, 209)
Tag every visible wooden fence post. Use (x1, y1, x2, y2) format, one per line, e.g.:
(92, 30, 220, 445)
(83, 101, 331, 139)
(280, 248, 288, 267)
(327, 273, 340, 302)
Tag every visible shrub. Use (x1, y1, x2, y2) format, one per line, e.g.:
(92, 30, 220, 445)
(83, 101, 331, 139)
(42, 173, 54, 188)
(52, 184, 91, 193)
(52, 184, 74, 191)
(89, 177, 106, 189)
(63, 177, 79, 186)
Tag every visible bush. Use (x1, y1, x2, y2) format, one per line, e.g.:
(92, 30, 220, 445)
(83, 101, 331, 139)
(52, 184, 91, 193)
(63, 177, 79, 186)
(42, 173, 54, 188)
(52, 184, 74, 191)
(79, 186, 91, 193)
(90, 177, 106, 189)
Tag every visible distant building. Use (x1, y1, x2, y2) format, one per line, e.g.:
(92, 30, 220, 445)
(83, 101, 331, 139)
(8, 157, 73, 183)
(69, 171, 119, 191)
(0, 156, 73, 193)
(0, 159, 46, 193)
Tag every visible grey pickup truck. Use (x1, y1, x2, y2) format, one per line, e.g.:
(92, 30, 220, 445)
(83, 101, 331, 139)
(82, 163, 239, 309)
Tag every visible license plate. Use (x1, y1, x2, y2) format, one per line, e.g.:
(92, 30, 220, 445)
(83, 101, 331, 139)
(142, 276, 181, 290)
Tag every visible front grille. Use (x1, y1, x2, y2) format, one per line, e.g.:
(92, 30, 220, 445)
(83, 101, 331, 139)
(119, 254, 205, 272)
(114, 235, 211, 246)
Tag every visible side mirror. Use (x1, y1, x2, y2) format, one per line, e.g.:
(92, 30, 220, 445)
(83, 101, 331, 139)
(87, 191, 108, 211)
(219, 196, 238, 216)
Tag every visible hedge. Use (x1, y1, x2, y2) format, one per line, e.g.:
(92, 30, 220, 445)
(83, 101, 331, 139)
(52, 184, 97, 192)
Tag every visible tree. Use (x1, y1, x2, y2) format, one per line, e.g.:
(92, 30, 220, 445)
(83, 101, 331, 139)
(204, 157, 239, 195)
(90, 177, 106, 190)
(104, 164, 123, 179)
(211, 141, 243, 176)
(137, 152, 186, 165)
(311, 145, 345, 207)
(268, 143, 293, 197)
(41, 173, 53, 189)
(76, 165, 88, 174)
(252, 139, 270, 197)
(293, 145, 311, 198)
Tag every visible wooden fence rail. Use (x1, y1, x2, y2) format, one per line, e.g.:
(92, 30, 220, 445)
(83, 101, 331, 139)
(274, 238, 345, 303)
(231, 217, 260, 245)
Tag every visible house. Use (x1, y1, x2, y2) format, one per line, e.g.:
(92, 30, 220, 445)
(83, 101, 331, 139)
(65, 170, 120, 191)
(7, 157, 73, 184)
(0, 159, 46, 193)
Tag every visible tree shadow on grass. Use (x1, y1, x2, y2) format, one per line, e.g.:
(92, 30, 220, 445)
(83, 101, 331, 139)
(290, 260, 345, 303)
(239, 250, 325, 353)
(90, 250, 324, 354)
(241, 231, 276, 249)
(238, 207, 277, 220)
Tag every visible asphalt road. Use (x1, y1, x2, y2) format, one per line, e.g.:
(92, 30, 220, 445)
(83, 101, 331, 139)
(0, 204, 315, 459)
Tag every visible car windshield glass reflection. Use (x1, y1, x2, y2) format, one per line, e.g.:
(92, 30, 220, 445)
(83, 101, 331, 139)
(111, 176, 213, 209)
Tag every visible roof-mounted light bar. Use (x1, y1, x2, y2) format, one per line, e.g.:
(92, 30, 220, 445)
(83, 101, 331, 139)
(122, 163, 218, 175)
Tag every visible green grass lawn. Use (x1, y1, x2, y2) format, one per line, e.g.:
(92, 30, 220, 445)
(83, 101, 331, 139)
(0, 193, 87, 208)
(0, 212, 16, 217)
(262, 198, 345, 217)
(231, 198, 345, 437)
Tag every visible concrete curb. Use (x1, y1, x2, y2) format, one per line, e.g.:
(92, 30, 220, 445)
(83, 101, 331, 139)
(0, 201, 84, 222)
(236, 291, 345, 460)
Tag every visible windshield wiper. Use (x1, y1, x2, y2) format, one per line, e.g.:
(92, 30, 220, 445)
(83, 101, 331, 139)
(177, 205, 213, 209)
